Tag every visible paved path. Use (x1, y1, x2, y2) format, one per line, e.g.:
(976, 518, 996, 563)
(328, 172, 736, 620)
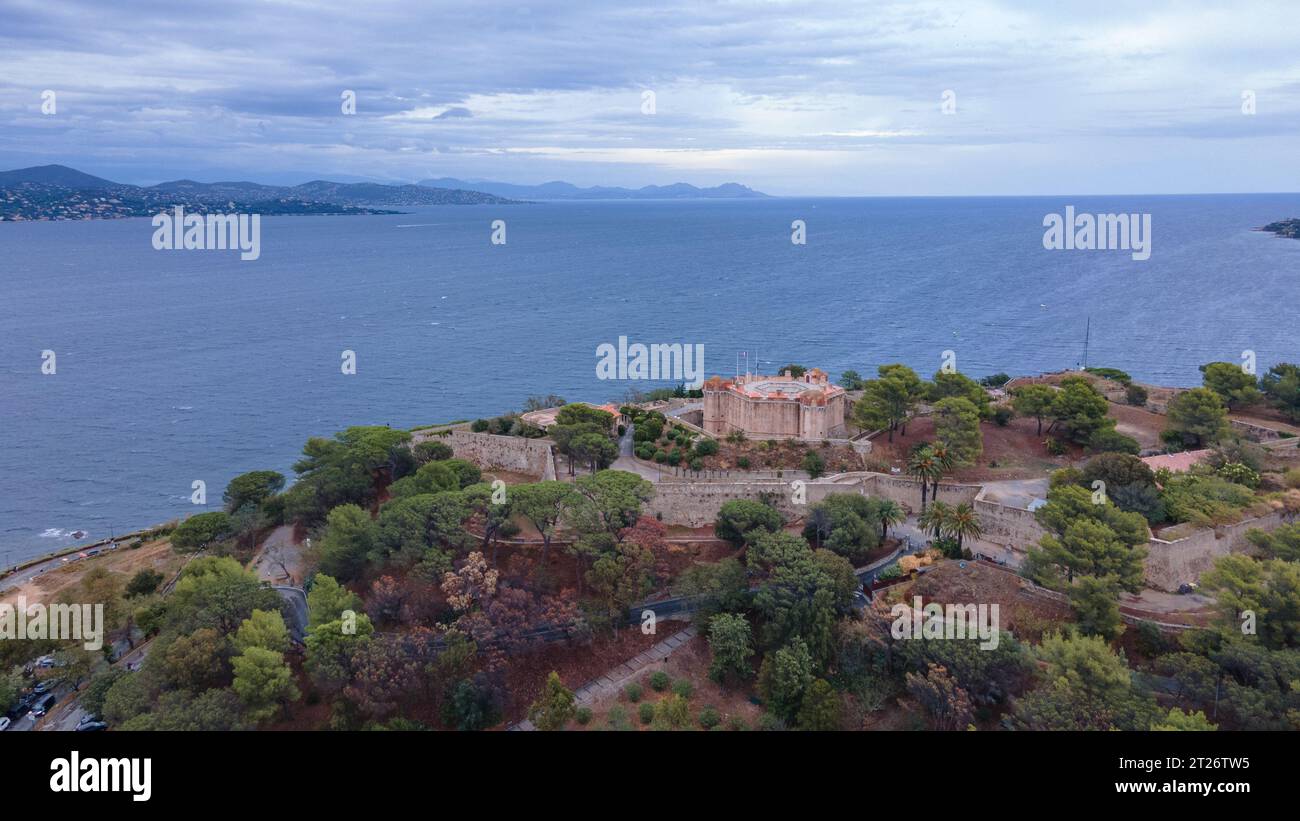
(509, 624, 698, 730)
(611, 423, 664, 481)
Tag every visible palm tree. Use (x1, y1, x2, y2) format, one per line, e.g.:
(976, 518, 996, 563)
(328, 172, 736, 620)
(928, 443, 957, 501)
(918, 501, 951, 541)
(947, 503, 984, 552)
(875, 500, 905, 542)
(907, 445, 938, 512)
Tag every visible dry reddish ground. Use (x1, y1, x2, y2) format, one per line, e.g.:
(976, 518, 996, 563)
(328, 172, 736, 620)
(900, 559, 1073, 642)
(573, 633, 764, 731)
(1106, 402, 1168, 449)
(1, 538, 184, 608)
(695, 438, 863, 473)
(866, 416, 1077, 482)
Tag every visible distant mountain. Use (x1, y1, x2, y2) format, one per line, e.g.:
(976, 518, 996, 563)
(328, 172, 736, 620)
(0, 164, 519, 221)
(417, 177, 769, 200)
(0, 164, 119, 189)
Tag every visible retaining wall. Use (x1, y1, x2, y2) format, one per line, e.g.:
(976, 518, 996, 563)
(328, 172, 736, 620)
(414, 429, 556, 480)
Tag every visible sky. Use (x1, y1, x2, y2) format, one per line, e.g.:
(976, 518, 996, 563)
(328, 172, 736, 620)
(0, 0, 1297, 195)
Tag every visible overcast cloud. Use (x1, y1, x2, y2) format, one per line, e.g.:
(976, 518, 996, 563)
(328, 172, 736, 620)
(0, 0, 1297, 194)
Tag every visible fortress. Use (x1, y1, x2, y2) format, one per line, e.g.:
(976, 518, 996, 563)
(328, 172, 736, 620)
(702, 368, 848, 440)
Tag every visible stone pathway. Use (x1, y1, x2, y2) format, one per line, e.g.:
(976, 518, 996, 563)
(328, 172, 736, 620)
(509, 624, 698, 730)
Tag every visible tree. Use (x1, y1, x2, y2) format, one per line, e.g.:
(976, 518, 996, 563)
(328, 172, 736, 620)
(528, 671, 576, 730)
(874, 499, 905, 542)
(1165, 387, 1230, 448)
(387, 460, 461, 498)
(1012, 384, 1056, 436)
(512, 481, 577, 564)
(161, 627, 231, 692)
(167, 556, 282, 634)
(125, 568, 164, 598)
(1087, 428, 1140, 454)
(801, 449, 825, 479)
(1261, 362, 1300, 422)
(233, 609, 291, 654)
(918, 500, 951, 541)
(947, 503, 983, 552)
(306, 573, 361, 629)
(778, 364, 808, 377)
(304, 612, 373, 694)
(317, 503, 379, 581)
(852, 365, 923, 441)
(929, 370, 990, 418)
(1199, 555, 1300, 650)
(568, 470, 654, 543)
(838, 369, 865, 390)
(1047, 377, 1112, 444)
(905, 663, 973, 730)
(1069, 575, 1125, 640)
(1026, 485, 1149, 592)
(223, 470, 285, 512)
(571, 431, 618, 473)
(413, 440, 453, 463)
(231, 646, 299, 724)
(708, 612, 755, 682)
(800, 494, 880, 563)
(1247, 523, 1300, 563)
(1200, 361, 1261, 408)
(287, 426, 412, 523)
(585, 540, 655, 633)
(171, 511, 233, 552)
(1152, 707, 1217, 731)
(1013, 632, 1156, 731)
(907, 444, 940, 512)
(715, 499, 783, 547)
(757, 638, 814, 721)
(443, 673, 505, 731)
(441, 551, 499, 613)
(933, 397, 982, 465)
(796, 678, 843, 730)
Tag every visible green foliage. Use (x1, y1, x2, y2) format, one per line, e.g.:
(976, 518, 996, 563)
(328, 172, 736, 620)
(231, 646, 299, 724)
(1048, 377, 1113, 445)
(171, 511, 233, 552)
(233, 609, 291, 654)
(698, 705, 721, 729)
(852, 364, 924, 440)
(443, 673, 504, 731)
(125, 568, 164, 598)
(1246, 523, 1300, 562)
(1027, 485, 1149, 592)
(623, 682, 643, 702)
(838, 369, 865, 390)
(1200, 556, 1300, 650)
(1068, 576, 1125, 640)
(715, 499, 783, 547)
(801, 449, 825, 478)
(708, 612, 755, 681)
(287, 426, 412, 524)
(757, 639, 814, 721)
(1085, 367, 1131, 384)
(1165, 388, 1230, 448)
(932, 396, 983, 465)
(694, 438, 719, 457)
(1013, 632, 1157, 731)
(574, 706, 592, 726)
(168, 556, 282, 634)
(648, 670, 671, 691)
(413, 440, 453, 463)
(528, 671, 576, 731)
(638, 701, 655, 724)
(1012, 384, 1056, 435)
(1261, 362, 1300, 422)
(1160, 473, 1256, 527)
(1200, 361, 1261, 408)
(223, 470, 286, 513)
(317, 504, 379, 581)
(796, 678, 842, 730)
(1087, 428, 1140, 454)
(928, 370, 991, 417)
(801, 493, 881, 564)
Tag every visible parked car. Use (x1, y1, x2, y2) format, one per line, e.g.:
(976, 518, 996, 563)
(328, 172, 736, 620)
(33, 678, 61, 695)
(75, 721, 108, 732)
(76, 714, 100, 729)
(0, 717, 11, 731)
(30, 693, 57, 717)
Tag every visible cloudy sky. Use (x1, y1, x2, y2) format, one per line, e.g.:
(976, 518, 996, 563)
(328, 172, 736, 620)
(1, 0, 1297, 195)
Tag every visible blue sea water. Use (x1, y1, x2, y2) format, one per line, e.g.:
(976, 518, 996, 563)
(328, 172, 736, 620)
(2, 195, 1297, 561)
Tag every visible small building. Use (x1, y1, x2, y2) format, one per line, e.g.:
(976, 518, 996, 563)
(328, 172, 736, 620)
(1139, 449, 1212, 474)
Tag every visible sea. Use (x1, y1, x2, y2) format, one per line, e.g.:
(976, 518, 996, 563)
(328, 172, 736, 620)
(2, 194, 1297, 561)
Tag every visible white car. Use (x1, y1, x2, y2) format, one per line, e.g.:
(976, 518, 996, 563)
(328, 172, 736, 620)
(0, 717, 11, 731)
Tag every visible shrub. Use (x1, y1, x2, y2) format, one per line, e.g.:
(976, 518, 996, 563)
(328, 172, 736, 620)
(1087, 428, 1140, 455)
(1284, 468, 1300, 489)
(801, 450, 825, 479)
(690, 457, 703, 472)
(671, 678, 694, 699)
(624, 682, 643, 703)
(575, 706, 593, 726)
(756, 713, 787, 731)
(737, 456, 751, 469)
(698, 706, 722, 730)
(1126, 384, 1149, 406)
(726, 715, 749, 731)
(653, 450, 668, 464)
(667, 451, 682, 467)
(649, 670, 670, 692)
(606, 705, 633, 731)
(470, 419, 489, 432)
(638, 702, 655, 725)
(992, 406, 1014, 427)
(694, 439, 719, 456)
(1045, 437, 1067, 456)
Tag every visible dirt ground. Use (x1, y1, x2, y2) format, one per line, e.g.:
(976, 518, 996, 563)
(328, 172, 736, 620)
(0, 539, 183, 608)
(573, 633, 763, 730)
(894, 559, 1073, 642)
(866, 416, 1077, 482)
(1106, 402, 1168, 449)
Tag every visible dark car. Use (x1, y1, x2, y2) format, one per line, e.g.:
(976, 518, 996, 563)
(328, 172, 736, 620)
(75, 721, 108, 732)
(30, 693, 57, 717)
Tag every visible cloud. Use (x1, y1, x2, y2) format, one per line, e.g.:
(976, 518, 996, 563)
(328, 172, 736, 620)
(0, 0, 1296, 194)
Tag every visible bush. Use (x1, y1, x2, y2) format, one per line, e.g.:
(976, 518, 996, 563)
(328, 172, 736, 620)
(638, 702, 655, 725)
(624, 682, 643, 703)
(671, 678, 694, 699)
(606, 705, 633, 731)
(1087, 428, 1141, 455)
(992, 406, 1014, 427)
(653, 450, 668, 464)
(726, 715, 749, 731)
(802, 450, 825, 479)
(756, 713, 787, 731)
(698, 705, 721, 730)
(737, 456, 751, 469)
(695, 439, 719, 456)
(667, 451, 682, 467)
(1045, 437, 1068, 456)
(1126, 384, 1149, 406)
(649, 670, 671, 692)
(1284, 468, 1300, 489)
(470, 419, 489, 432)
(575, 706, 593, 726)
(690, 457, 703, 472)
